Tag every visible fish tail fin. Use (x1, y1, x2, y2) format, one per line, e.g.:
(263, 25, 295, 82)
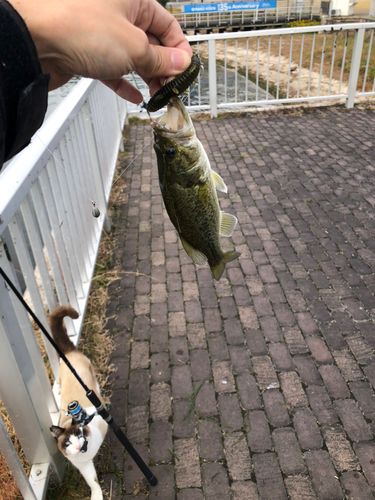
(210, 250, 241, 281)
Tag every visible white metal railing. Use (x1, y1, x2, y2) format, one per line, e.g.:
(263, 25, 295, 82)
(174, 23, 375, 117)
(167, 2, 321, 27)
(0, 79, 126, 499)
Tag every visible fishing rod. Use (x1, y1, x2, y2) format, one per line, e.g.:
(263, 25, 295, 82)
(0, 266, 158, 487)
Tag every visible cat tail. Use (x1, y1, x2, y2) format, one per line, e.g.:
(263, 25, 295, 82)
(49, 306, 79, 354)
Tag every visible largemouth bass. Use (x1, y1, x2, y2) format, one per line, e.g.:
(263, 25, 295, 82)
(152, 97, 240, 280)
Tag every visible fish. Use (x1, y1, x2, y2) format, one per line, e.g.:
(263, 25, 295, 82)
(151, 97, 240, 280)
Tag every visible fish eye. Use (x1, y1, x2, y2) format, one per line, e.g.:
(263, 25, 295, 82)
(165, 147, 176, 158)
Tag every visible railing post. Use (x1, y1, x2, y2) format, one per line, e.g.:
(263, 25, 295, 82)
(81, 101, 112, 232)
(208, 39, 218, 119)
(0, 248, 65, 486)
(346, 27, 365, 108)
(370, 0, 375, 16)
(0, 417, 38, 500)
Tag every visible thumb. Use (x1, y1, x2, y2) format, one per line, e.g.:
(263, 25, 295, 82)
(135, 43, 192, 82)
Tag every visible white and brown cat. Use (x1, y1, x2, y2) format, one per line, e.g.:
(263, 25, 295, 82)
(49, 306, 108, 500)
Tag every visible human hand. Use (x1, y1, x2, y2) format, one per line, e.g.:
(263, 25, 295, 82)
(8, 0, 192, 103)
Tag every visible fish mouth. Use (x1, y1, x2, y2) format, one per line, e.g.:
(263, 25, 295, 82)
(151, 98, 194, 139)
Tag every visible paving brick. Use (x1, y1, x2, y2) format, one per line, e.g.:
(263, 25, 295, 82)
(201, 463, 230, 500)
(340, 471, 374, 500)
(252, 453, 288, 500)
(322, 424, 359, 473)
(229, 345, 252, 374)
(269, 343, 294, 371)
(149, 421, 173, 463)
(293, 408, 323, 450)
(224, 432, 252, 480)
(247, 410, 272, 453)
(177, 489, 203, 500)
(230, 481, 259, 500)
(190, 349, 211, 381)
(194, 381, 217, 417)
(333, 349, 364, 382)
(335, 399, 373, 442)
(274, 303, 296, 327)
(273, 427, 306, 475)
(282, 326, 309, 354)
(319, 364, 350, 399)
(224, 317, 246, 345)
(129, 369, 149, 405)
(126, 404, 149, 443)
(238, 306, 259, 329)
(124, 444, 148, 494)
(197, 419, 223, 461)
(173, 400, 195, 439)
(185, 300, 204, 323)
(263, 389, 290, 427)
(150, 352, 170, 384)
(293, 355, 322, 386)
(354, 442, 375, 486)
(201, 287, 219, 309)
(306, 386, 338, 425)
(203, 307, 222, 332)
(150, 383, 171, 421)
(284, 475, 317, 500)
(212, 360, 236, 393)
(349, 380, 375, 420)
(186, 323, 207, 350)
(169, 337, 189, 366)
(174, 438, 201, 489)
(305, 450, 344, 500)
(150, 325, 168, 353)
(279, 371, 308, 408)
(218, 393, 244, 431)
(245, 329, 268, 356)
(168, 311, 186, 335)
(237, 372, 261, 410)
(171, 365, 193, 399)
(259, 316, 283, 342)
(296, 312, 319, 336)
(306, 336, 333, 364)
(346, 335, 374, 366)
(208, 334, 229, 361)
(149, 465, 175, 500)
(252, 356, 279, 390)
(322, 323, 347, 350)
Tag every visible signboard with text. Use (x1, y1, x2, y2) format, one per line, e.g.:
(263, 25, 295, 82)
(184, 2, 277, 13)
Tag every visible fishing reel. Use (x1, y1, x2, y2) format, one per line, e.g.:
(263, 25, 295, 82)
(67, 400, 96, 427)
(67, 401, 97, 453)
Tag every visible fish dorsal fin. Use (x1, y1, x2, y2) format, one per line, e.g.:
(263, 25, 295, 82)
(211, 170, 228, 193)
(219, 212, 238, 237)
(180, 236, 207, 265)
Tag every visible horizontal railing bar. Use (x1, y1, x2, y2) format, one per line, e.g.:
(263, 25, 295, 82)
(216, 94, 348, 107)
(0, 79, 95, 236)
(187, 23, 375, 42)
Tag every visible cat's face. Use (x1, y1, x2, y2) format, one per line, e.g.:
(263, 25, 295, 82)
(50, 424, 90, 457)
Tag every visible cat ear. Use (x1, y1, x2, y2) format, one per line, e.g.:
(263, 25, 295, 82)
(50, 425, 65, 440)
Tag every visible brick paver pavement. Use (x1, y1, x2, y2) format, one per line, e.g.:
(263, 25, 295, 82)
(99, 105, 375, 499)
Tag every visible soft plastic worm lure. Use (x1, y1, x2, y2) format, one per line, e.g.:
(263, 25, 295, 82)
(146, 54, 201, 113)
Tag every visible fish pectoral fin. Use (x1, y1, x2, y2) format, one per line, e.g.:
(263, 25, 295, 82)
(219, 212, 238, 237)
(210, 250, 241, 281)
(180, 237, 208, 265)
(211, 170, 228, 193)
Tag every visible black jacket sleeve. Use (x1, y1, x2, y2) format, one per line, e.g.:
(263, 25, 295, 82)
(0, 0, 50, 169)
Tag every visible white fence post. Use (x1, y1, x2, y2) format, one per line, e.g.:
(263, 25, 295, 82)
(0, 248, 65, 485)
(346, 27, 365, 108)
(208, 39, 218, 119)
(0, 417, 38, 500)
